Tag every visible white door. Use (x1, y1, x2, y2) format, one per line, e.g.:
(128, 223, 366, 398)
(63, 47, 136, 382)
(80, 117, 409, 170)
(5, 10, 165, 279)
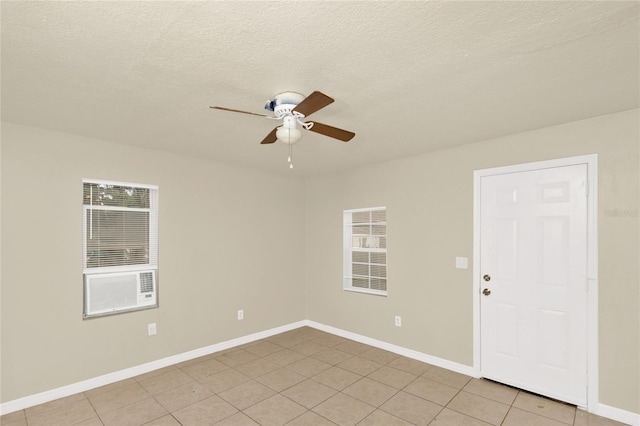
(480, 164, 588, 406)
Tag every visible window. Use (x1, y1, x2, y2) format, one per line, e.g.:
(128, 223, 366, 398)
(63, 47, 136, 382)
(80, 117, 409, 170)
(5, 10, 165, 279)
(83, 180, 158, 318)
(343, 207, 387, 295)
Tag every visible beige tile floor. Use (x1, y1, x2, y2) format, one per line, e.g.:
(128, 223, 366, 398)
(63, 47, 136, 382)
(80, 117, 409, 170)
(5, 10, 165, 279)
(1, 327, 628, 426)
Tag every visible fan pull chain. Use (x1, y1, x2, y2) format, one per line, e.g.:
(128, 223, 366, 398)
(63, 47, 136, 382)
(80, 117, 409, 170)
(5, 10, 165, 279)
(288, 143, 293, 169)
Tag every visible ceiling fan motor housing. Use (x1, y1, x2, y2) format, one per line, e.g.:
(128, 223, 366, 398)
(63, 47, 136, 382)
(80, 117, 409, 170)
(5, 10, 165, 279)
(265, 92, 306, 118)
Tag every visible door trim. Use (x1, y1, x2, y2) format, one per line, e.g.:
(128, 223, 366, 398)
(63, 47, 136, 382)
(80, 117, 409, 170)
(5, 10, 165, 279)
(472, 154, 598, 411)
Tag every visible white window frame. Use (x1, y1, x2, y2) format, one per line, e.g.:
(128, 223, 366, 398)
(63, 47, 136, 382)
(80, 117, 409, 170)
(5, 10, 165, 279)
(343, 206, 387, 296)
(82, 179, 159, 317)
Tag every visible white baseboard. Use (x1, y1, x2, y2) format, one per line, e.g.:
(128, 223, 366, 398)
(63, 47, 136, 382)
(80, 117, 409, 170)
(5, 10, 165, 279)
(593, 403, 640, 426)
(303, 320, 478, 377)
(2, 320, 638, 426)
(0, 321, 306, 415)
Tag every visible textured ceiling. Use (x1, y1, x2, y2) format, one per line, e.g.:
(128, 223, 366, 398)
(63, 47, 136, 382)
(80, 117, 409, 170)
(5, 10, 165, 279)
(2, 1, 639, 176)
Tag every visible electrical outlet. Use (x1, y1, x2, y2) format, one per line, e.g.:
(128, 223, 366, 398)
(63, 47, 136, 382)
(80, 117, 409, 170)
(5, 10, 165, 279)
(395, 316, 402, 327)
(148, 323, 157, 336)
(237, 310, 244, 320)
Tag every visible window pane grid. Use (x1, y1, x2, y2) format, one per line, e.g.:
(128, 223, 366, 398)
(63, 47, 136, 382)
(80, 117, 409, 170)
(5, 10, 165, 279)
(344, 207, 387, 294)
(84, 182, 150, 208)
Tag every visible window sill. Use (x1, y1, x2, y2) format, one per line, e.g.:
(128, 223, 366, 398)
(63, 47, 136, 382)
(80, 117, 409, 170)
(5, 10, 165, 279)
(343, 287, 387, 297)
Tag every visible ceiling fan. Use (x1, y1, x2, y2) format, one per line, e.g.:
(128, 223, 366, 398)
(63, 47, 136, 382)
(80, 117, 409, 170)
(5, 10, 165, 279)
(210, 91, 355, 162)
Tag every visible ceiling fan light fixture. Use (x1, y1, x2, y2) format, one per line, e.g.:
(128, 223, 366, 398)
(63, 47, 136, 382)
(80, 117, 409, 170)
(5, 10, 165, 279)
(276, 126, 303, 145)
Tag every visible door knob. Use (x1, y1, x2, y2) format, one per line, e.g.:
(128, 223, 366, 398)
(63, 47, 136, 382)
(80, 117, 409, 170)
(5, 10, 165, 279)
(483, 288, 491, 296)
(483, 274, 491, 281)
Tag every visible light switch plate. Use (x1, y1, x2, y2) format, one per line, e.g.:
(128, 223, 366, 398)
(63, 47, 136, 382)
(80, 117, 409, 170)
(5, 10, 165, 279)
(455, 257, 468, 269)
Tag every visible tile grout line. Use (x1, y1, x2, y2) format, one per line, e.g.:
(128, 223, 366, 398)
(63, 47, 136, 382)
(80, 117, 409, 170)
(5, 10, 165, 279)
(7, 329, 615, 426)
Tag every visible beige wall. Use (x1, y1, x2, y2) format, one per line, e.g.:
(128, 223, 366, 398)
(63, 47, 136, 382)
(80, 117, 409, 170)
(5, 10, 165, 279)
(2, 110, 638, 414)
(304, 109, 639, 413)
(0, 123, 306, 402)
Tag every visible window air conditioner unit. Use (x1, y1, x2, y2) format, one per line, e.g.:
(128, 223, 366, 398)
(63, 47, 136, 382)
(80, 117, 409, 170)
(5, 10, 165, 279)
(84, 270, 157, 318)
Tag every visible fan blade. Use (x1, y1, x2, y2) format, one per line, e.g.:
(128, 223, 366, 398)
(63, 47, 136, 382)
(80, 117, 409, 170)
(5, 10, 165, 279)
(307, 121, 355, 142)
(292, 91, 334, 117)
(210, 106, 270, 118)
(260, 127, 279, 144)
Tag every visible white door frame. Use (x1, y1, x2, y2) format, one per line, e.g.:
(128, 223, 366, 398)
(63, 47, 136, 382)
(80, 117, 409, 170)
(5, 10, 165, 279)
(473, 154, 598, 411)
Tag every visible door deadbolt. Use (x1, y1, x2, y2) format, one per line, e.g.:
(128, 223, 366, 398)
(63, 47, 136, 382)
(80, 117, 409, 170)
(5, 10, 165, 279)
(483, 288, 491, 296)
(483, 274, 491, 281)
